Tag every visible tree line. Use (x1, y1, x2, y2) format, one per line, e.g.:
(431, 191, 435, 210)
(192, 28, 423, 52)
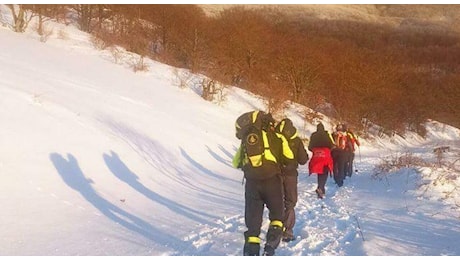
(9, 4, 460, 136)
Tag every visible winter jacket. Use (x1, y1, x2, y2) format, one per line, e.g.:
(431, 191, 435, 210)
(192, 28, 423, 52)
(281, 136, 309, 176)
(308, 147, 333, 175)
(308, 124, 335, 151)
(274, 118, 308, 176)
(307, 123, 335, 175)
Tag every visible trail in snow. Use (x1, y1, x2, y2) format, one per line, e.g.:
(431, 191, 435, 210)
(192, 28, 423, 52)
(182, 170, 365, 256)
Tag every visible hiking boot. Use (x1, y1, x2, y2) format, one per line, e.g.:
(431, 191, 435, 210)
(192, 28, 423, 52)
(282, 229, 295, 242)
(266, 223, 283, 250)
(315, 188, 325, 199)
(263, 245, 275, 256)
(243, 242, 260, 256)
(282, 234, 295, 242)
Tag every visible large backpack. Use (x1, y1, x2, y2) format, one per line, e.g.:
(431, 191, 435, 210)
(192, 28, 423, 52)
(345, 132, 356, 152)
(235, 111, 263, 140)
(275, 118, 297, 140)
(235, 111, 270, 168)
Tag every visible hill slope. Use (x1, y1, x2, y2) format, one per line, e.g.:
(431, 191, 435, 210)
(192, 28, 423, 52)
(0, 16, 459, 255)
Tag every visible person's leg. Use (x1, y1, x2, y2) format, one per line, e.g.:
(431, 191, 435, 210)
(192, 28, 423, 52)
(337, 151, 346, 186)
(264, 176, 284, 255)
(282, 175, 297, 241)
(349, 152, 355, 177)
(316, 171, 328, 199)
(243, 180, 264, 256)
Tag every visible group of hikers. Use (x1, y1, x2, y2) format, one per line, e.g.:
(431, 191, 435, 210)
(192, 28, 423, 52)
(232, 110, 360, 256)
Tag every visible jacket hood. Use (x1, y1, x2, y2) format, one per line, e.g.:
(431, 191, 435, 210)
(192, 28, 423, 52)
(317, 123, 325, 131)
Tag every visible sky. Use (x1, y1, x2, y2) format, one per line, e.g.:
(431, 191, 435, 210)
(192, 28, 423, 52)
(0, 5, 459, 256)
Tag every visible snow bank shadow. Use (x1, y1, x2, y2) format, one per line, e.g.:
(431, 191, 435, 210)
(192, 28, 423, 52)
(100, 116, 240, 207)
(205, 145, 233, 168)
(99, 117, 177, 177)
(49, 153, 185, 248)
(103, 151, 216, 224)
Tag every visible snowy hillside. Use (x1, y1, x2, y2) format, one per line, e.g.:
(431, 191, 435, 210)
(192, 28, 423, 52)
(1, 10, 459, 256)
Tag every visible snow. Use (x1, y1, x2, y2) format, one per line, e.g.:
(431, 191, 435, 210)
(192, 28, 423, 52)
(0, 7, 459, 256)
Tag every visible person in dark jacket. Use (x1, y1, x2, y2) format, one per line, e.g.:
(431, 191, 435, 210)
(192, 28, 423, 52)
(308, 122, 335, 198)
(232, 111, 294, 256)
(344, 126, 360, 178)
(331, 124, 347, 187)
(275, 118, 309, 242)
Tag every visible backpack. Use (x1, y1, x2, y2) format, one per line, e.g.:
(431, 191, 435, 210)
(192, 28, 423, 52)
(345, 132, 356, 152)
(275, 118, 297, 140)
(235, 111, 263, 140)
(235, 111, 270, 168)
(335, 131, 348, 150)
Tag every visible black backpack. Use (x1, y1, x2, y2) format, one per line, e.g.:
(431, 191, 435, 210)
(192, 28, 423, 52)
(275, 118, 297, 140)
(235, 111, 267, 168)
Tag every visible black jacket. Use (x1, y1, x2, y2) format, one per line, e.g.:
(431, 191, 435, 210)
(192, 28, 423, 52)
(308, 124, 335, 151)
(282, 137, 308, 176)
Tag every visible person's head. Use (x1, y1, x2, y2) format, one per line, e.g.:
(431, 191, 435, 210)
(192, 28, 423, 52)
(336, 124, 343, 132)
(317, 122, 325, 132)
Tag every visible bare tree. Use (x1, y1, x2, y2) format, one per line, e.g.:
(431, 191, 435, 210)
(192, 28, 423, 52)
(7, 4, 33, 33)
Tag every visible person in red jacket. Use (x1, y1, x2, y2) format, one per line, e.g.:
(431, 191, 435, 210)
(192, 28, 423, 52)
(308, 122, 335, 199)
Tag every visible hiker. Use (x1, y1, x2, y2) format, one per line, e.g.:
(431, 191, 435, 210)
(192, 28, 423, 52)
(308, 122, 335, 199)
(275, 118, 309, 242)
(344, 126, 360, 177)
(331, 124, 347, 187)
(232, 111, 294, 256)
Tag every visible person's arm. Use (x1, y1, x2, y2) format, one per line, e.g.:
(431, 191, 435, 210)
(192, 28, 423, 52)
(296, 138, 309, 165)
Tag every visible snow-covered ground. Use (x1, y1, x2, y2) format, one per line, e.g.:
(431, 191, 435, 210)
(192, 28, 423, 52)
(1, 7, 459, 255)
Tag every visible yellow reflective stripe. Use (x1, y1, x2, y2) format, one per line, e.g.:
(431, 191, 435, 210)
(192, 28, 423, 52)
(290, 131, 298, 140)
(328, 132, 335, 145)
(277, 133, 294, 159)
(235, 111, 259, 131)
(252, 111, 259, 123)
(248, 154, 263, 167)
(270, 220, 283, 228)
(262, 131, 277, 164)
(247, 236, 261, 244)
(279, 120, 285, 133)
(232, 146, 242, 168)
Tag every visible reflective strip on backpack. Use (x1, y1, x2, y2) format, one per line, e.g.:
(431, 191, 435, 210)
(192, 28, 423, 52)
(251, 111, 260, 123)
(262, 131, 278, 164)
(248, 154, 264, 167)
(278, 120, 286, 133)
(277, 133, 294, 160)
(278, 120, 298, 139)
(248, 130, 275, 167)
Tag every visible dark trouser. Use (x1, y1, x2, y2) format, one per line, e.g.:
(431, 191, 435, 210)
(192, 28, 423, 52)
(317, 167, 329, 194)
(344, 152, 355, 177)
(282, 175, 297, 236)
(332, 149, 346, 187)
(244, 175, 284, 254)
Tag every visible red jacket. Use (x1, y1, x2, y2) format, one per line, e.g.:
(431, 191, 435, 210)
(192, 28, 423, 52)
(308, 147, 333, 175)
